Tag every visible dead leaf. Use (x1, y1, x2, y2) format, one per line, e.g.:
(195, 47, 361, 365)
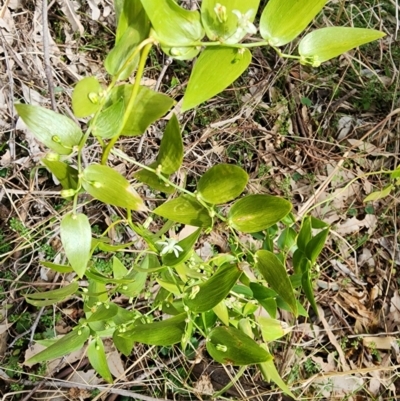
(363, 336, 397, 350)
(194, 374, 214, 396)
(56, 0, 84, 35)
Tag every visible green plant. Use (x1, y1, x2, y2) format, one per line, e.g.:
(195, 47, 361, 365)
(14, 0, 385, 397)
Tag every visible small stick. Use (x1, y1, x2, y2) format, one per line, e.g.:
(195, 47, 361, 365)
(42, 0, 57, 111)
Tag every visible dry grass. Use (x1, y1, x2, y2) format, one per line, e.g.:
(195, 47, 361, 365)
(0, 0, 400, 400)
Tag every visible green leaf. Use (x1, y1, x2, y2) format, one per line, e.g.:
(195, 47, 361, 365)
(82, 164, 146, 211)
(141, 0, 204, 46)
(302, 268, 318, 314)
(228, 195, 292, 233)
(72, 77, 102, 118)
(201, 0, 260, 44)
(113, 329, 135, 356)
(162, 228, 201, 267)
(297, 216, 312, 252)
(213, 301, 229, 326)
(60, 213, 92, 278)
(156, 114, 183, 174)
(184, 263, 242, 313)
(277, 227, 297, 252)
(182, 47, 252, 112)
(26, 326, 90, 365)
(86, 303, 119, 322)
(257, 317, 291, 342)
(390, 166, 400, 179)
(258, 350, 296, 398)
(40, 261, 74, 274)
(134, 164, 174, 194)
(41, 159, 78, 190)
(122, 314, 186, 345)
(260, 0, 327, 46)
(15, 104, 82, 155)
(299, 27, 386, 67)
(207, 326, 272, 365)
(116, 0, 149, 43)
(364, 184, 394, 202)
(153, 195, 212, 227)
(197, 164, 248, 204)
(112, 256, 127, 279)
(25, 282, 78, 307)
(91, 99, 125, 139)
(255, 250, 297, 316)
(87, 338, 113, 383)
(305, 228, 329, 264)
(110, 85, 174, 136)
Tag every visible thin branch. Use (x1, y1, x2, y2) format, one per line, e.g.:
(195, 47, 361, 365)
(42, 0, 57, 111)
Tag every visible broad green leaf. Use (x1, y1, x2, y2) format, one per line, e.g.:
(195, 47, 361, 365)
(257, 317, 291, 342)
(228, 195, 292, 233)
(364, 184, 393, 202)
(82, 164, 146, 211)
(161, 45, 201, 61)
(260, 0, 327, 46)
(26, 326, 90, 365)
(113, 329, 135, 356)
(60, 213, 92, 278)
(87, 338, 113, 383)
(213, 301, 229, 326)
(153, 195, 212, 227)
(258, 348, 296, 398)
(299, 27, 386, 67)
(72, 77, 102, 118)
(140, 0, 204, 47)
(184, 263, 242, 313)
(292, 249, 308, 275)
(311, 216, 329, 229)
(197, 164, 248, 204)
(115, 0, 149, 43)
(86, 303, 118, 322)
(207, 326, 271, 365)
(110, 85, 174, 136)
(391, 166, 400, 179)
(25, 282, 78, 300)
(134, 165, 174, 194)
(162, 228, 201, 267)
(15, 104, 82, 155)
(255, 250, 297, 316)
(91, 99, 125, 139)
(182, 47, 251, 112)
(42, 159, 78, 190)
(156, 114, 183, 174)
(277, 227, 297, 251)
(250, 282, 277, 300)
(112, 256, 128, 279)
(297, 217, 312, 252)
(201, 0, 260, 44)
(302, 268, 318, 314)
(305, 228, 329, 264)
(122, 314, 186, 345)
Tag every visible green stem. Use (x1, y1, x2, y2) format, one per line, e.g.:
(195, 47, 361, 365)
(161, 40, 271, 48)
(101, 39, 154, 165)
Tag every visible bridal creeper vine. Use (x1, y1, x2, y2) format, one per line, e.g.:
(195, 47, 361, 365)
(14, 0, 385, 396)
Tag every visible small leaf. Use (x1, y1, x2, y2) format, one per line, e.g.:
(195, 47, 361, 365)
(260, 0, 327, 46)
(305, 228, 329, 264)
(26, 326, 90, 365)
(207, 326, 272, 365)
(184, 263, 242, 313)
(277, 227, 297, 251)
(364, 184, 394, 202)
(156, 114, 183, 174)
(201, 0, 260, 44)
(60, 213, 92, 278)
(213, 301, 229, 326)
(297, 216, 312, 252)
(86, 303, 118, 322)
(92, 99, 125, 139)
(40, 261, 74, 274)
(302, 268, 318, 314)
(72, 77, 102, 118)
(87, 338, 113, 383)
(162, 228, 201, 267)
(110, 85, 174, 136)
(113, 329, 135, 356)
(182, 47, 252, 112)
(134, 164, 174, 194)
(228, 195, 292, 233)
(41, 159, 78, 190)
(255, 250, 297, 316)
(25, 282, 78, 300)
(390, 166, 400, 179)
(299, 27, 386, 66)
(16, 104, 82, 155)
(257, 317, 291, 342)
(122, 314, 186, 346)
(141, 0, 204, 47)
(153, 195, 212, 227)
(197, 164, 248, 204)
(82, 164, 146, 211)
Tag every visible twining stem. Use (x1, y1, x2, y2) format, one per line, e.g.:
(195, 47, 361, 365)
(101, 39, 154, 164)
